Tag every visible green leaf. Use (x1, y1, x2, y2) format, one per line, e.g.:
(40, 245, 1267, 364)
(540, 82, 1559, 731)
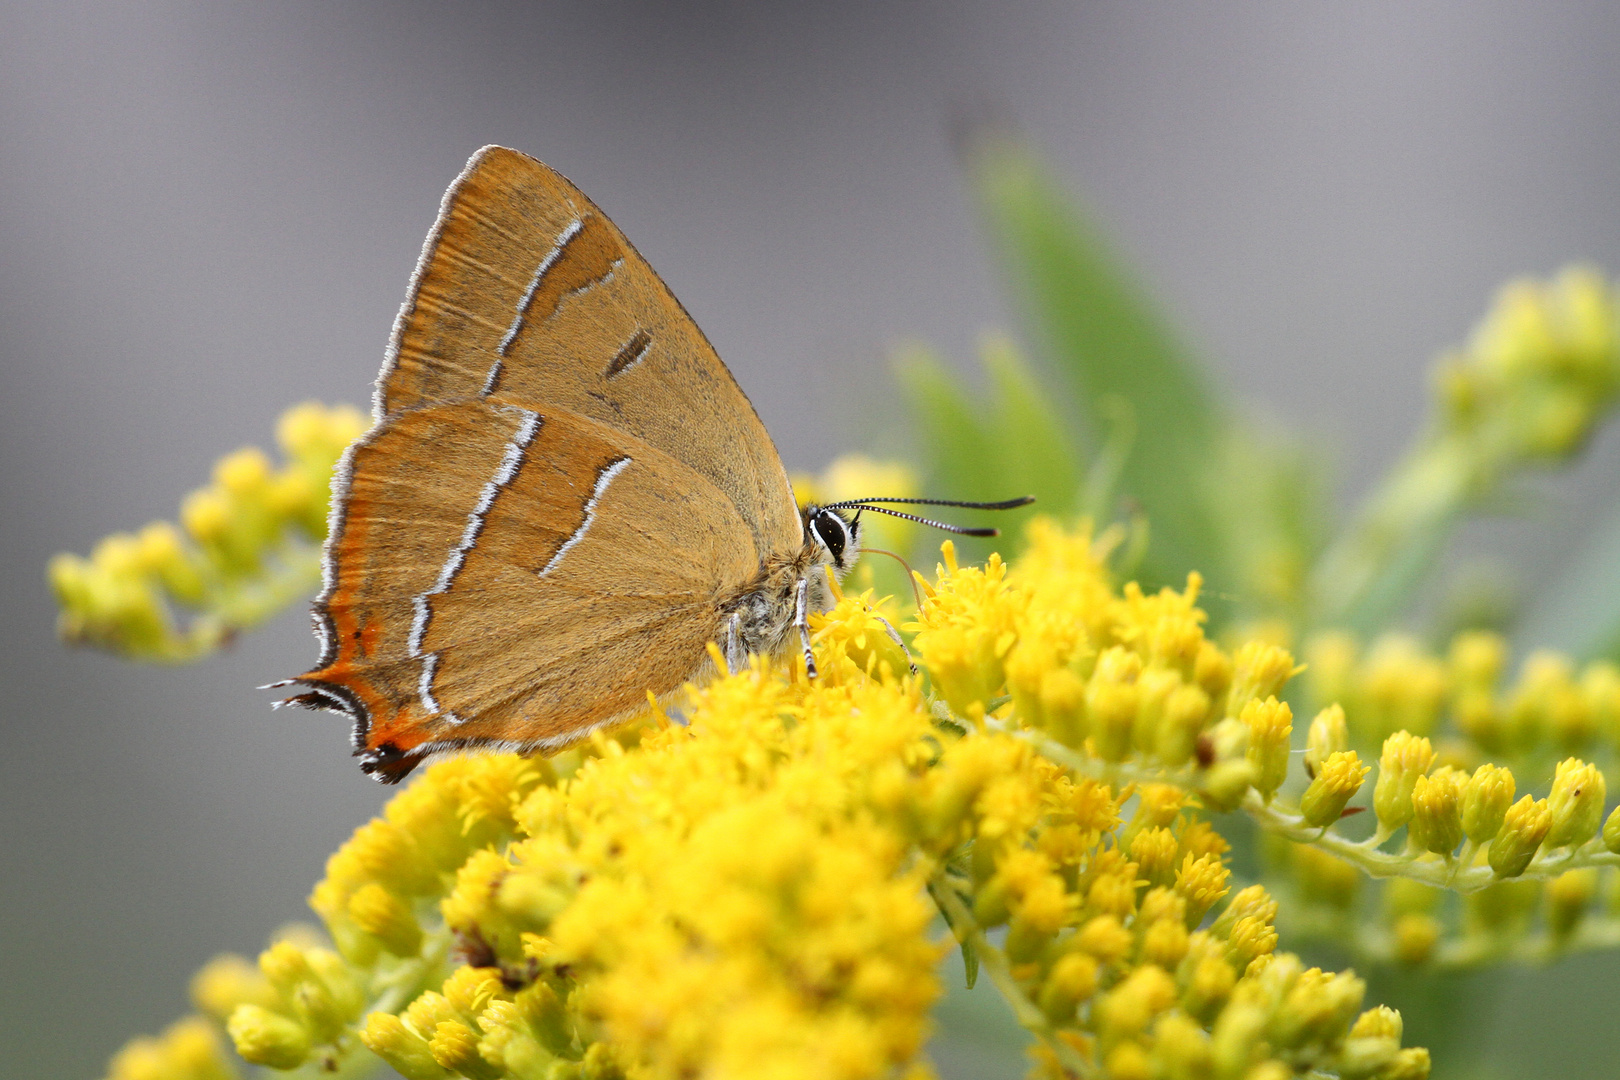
(926, 877, 982, 990)
(893, 343, 1010, 565)
(893, 342, 1002, 501)
(965, 131, 1230, 588)
(981, 333, 1082, 528)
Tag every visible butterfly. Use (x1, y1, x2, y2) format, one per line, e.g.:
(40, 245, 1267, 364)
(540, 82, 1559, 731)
(278, 146, 1027, 782)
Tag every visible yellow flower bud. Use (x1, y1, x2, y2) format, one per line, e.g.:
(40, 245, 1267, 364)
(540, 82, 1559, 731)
(1131, 826, 1181, 889)
(1383, 1046, 1432, 1079)
(1037, 952, 1098, 1024)
(1361, 636, 1448, 740)
(1603, 805, 1620, 854)
(1180, 952, 1237, 1025)
(1127, 784, 1188, 835)
(1393, 914, 1440, 965)
(1508, 653, 1590, 751)
(1453, 688, 1504, 753)
(348, 883, 424, 957)
(1489, 795, 1552, 877)
(1449, 630, 1506, 689)
(1140, 916, 1191, 969)
(1209, 885, 1277, 938)
(1088, 647, 1142, 761)
(1194, 640, 1233, 702)
(1209, 999, 1269, 1080)
(1351, 1004, 1403, 1040)
(1037, 665, 1086, 748)
(1006, 912, 1059, 963)
(1227, 641, 1298, 715)
(1582, 661, 1620, 745)
(226, 1005, 310, 1070)
(1274, 968, 1366, 1051)
(189, 953, 277, 1022)
(1461, 763, 1515, 844)
(1304, 703, 1348, 778)
(1225, 914, 1278, 969)
(135, 521, 205, 603)
(345, 818, 445, 897)
(106, 1016, 237, 1080)
(1149, 1012, 1212, 1080)
(428, 1020, 501, 1080)
(1103, 1041, 1152, 1080)
(1373, 732, 1434, 834)
(1094, 964, 1176, 1046)
(512, 980, 574, 1059)
(257, 941, 311, 1002)
(214, 446, 273, 497)
(1341, 1006, 1402, 1078)
(1299, 750, 1369, 828)
(1293, 845, 1361, 909)
(1133, 666, 1183, 756)
(1198, 759, 1257, 813)
(1076, 914, 1133, 965)
(1544, 757, 1606, 849)
(1546, 868, 1598, 941)
(358, 1012, 451, 1080)
(1157, 682, 1213, 765)
(1408, 767, 1465, 856)
(1241, 697, 1292, 800)
(441, 965, 503, 1015)
(1174, 852, 1231, 927)
(476, 1000, 554, 1077)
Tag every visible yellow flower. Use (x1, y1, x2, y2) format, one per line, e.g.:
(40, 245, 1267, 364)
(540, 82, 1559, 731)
(1299, 750, 1370, 829)
(99, 520, 1434, 1080)
(50, 400, 365, 661)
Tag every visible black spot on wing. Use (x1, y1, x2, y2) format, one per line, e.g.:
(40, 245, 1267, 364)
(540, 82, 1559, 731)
(604, 329, 653, 378)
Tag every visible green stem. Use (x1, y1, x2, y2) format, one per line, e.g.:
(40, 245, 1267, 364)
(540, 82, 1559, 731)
(1307, 433, 1475, 634)
(927, 867, 1097, 1079)
(991, 719, 1620, 891)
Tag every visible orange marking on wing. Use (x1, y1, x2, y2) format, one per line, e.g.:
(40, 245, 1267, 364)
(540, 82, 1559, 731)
(322, 496, 377, 665)
(362, 711, 430, 755)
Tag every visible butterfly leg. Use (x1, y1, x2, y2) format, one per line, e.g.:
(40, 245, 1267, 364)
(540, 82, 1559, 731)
(794, 576, 818, 679)
(724, 611, 746, 675)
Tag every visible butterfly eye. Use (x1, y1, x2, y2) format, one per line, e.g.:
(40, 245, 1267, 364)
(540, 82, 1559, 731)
(812, 510, 847, 564)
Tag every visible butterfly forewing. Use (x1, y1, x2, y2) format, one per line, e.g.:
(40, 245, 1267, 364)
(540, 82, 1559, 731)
(378, 145, 801, 560)
(298, 399, 763, 775)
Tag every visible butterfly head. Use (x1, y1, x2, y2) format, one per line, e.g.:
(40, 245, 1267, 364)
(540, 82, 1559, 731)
(804, 505, 862, 577)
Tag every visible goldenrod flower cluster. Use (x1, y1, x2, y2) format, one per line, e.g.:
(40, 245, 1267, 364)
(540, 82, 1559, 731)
(100, 520, 1436, 1080)
(1435, 265, 1620, 467)
(1310, 266, 1620, 626)
(48, 402, 365, 661)
(1247, 629, 1620, 968)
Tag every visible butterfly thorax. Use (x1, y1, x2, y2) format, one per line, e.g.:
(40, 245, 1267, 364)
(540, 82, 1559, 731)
(715, 505, 859, 666)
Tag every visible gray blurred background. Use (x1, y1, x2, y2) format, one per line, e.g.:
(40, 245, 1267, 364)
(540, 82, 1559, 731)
(6, 3, 1620, 1077)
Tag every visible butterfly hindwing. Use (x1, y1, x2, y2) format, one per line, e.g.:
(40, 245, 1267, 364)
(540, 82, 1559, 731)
(293, 399, 761, 779)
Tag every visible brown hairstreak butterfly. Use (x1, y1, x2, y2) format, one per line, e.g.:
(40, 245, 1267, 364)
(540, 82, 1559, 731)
(276, 146, 1029, 782)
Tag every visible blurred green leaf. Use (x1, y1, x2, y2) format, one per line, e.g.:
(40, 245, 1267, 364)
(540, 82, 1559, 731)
(981, 333, 1082, 523)
(894, 342, 1004, 505)
(964, 131, 1230, 588)
(895, 336, 1085, 564)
